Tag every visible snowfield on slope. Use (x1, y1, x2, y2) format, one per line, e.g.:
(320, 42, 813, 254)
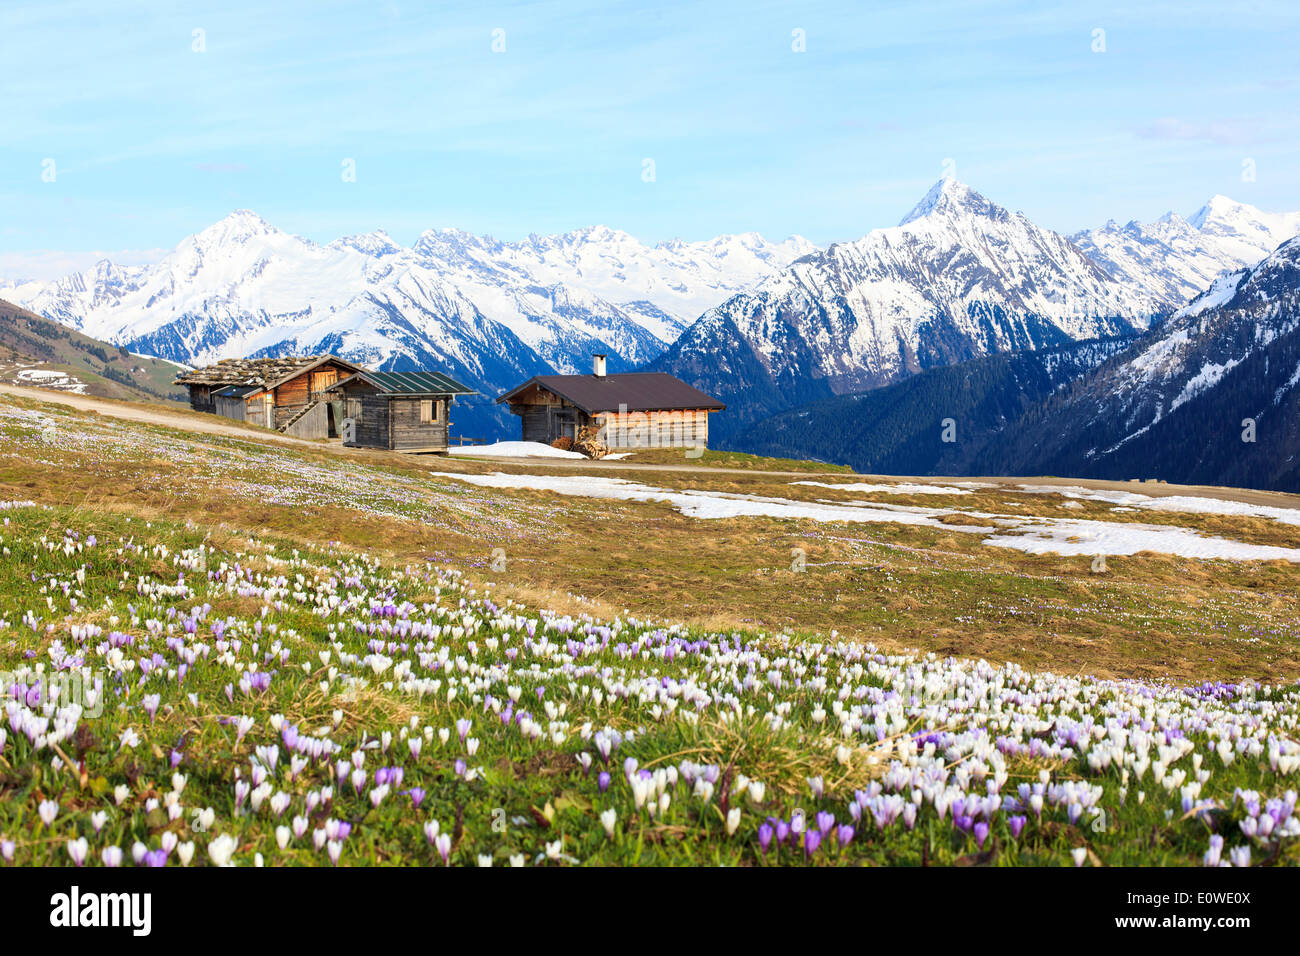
(448, 441, 629, 460)
(1014, 484, 1300, 526)
(429, 471, 1300, 563)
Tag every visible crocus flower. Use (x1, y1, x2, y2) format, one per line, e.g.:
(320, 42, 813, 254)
(208, 834, 237, 867)
(37, 800, 58, 826)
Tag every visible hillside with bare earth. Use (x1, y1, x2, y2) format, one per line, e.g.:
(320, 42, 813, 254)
(0, 297, 185, 403)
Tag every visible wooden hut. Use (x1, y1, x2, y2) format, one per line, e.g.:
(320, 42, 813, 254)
(496, 356, 725, 450)
(174, 355, 365, 438)
(326, 370, 475, 453)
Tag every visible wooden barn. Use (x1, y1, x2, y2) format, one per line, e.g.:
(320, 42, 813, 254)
(326, 370, 475, 454)
(497, 355, 726, 450)
(174, 355, 365, 438)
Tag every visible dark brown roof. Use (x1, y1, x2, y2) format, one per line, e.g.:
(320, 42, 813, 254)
(173, 355, 364, 389)
(497, 372, 725, 414)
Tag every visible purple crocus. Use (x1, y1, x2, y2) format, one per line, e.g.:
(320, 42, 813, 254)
(974, 821, 990, 848)
(597, 771, 611, 793)
(804, 829, 822, 857)
(758, 822, 774, 855)
(1008, 815, 1027, 839)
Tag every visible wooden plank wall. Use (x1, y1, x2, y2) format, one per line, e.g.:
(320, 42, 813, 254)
(245, 396, 269, 429)
(213, 395, 247, 422)
(283, 401, 330, 439)
(389, 397, 448, 451)
(596, 409, 710, 449)
(343, 393, 391, 449)
(187, 386, 215, 413)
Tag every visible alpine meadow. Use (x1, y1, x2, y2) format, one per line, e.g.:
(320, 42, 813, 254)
(0, 0, 1297, 934)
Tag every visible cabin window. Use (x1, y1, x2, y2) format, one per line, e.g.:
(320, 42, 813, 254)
(420, 399, 439, 424)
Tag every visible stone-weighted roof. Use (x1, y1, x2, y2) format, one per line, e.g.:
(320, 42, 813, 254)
(174, 355, 361, 389)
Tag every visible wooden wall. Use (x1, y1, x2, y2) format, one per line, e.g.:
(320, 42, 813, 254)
(283, 401, 330, 439)
(187, 386, 214, 413)
(389, 397, 448, 452)
(508, 392, 587, 445)
(343, 393, 391, 449)
(595, 409, 711, 449)
(506, 387, 713, 449)
(214, 394, 248, 422)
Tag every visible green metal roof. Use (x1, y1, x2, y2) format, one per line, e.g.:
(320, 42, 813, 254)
(331, 370, 475, 395)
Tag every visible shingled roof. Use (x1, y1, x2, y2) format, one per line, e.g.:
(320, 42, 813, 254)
(173, 355, 363, 389)
(497, 372, 725, 414)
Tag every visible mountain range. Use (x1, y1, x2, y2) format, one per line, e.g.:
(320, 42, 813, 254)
(0, 214, 813, 437)
(3, 180, 1298, 463)
(652, 180, 1300, 443)
(731, 236, 1300, 491)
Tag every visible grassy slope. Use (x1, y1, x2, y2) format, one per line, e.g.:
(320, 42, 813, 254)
(0, 394, 1298, 867)
(615, 447, 853, 472)
(0, 298, 186, 403)
(1, 391, 1298, 685)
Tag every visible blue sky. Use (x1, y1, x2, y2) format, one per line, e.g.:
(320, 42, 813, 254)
(2, 0, 1298, 276)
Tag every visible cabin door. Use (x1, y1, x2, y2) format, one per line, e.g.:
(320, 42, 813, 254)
(553, 409, 578, 441)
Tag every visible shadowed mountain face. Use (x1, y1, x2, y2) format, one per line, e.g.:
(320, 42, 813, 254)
(972, 236, 1300, 492)
(725, 336, 1137, 473)
(651, 180, 1160, 443)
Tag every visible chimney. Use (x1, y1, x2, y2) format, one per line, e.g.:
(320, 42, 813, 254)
(592, 353, 607, 378)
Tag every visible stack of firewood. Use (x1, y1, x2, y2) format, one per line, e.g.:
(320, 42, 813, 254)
(573, 425, 608, 460)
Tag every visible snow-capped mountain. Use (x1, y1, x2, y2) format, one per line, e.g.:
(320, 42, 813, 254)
(652, 179, 1160, 440)
(411, 225, 815, 343)
(0, 211, 812, 437)
(981, 234, 1300, 490)
(1073, 196, 1300, 310)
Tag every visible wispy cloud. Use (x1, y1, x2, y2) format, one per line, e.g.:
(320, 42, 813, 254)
(1136, 117, 1262, 146)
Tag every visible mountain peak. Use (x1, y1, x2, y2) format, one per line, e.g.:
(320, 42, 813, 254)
(196, 209, 280, 246)
(898, 179, 1003, 227)
(333, 229, 401, 257)
(1187, 194, 1249, 230)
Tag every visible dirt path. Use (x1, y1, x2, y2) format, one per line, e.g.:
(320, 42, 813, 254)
(0, 384, 330, 447)
(5, 383, 1299, 509)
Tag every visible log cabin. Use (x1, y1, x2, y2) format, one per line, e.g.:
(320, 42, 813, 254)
(497, 355, 726, 450)
(325, 370, 475, 453)
(174, 355, 366, 439)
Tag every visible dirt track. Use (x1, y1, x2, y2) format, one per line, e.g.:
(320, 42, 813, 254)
(4, 383, 1299, 509)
